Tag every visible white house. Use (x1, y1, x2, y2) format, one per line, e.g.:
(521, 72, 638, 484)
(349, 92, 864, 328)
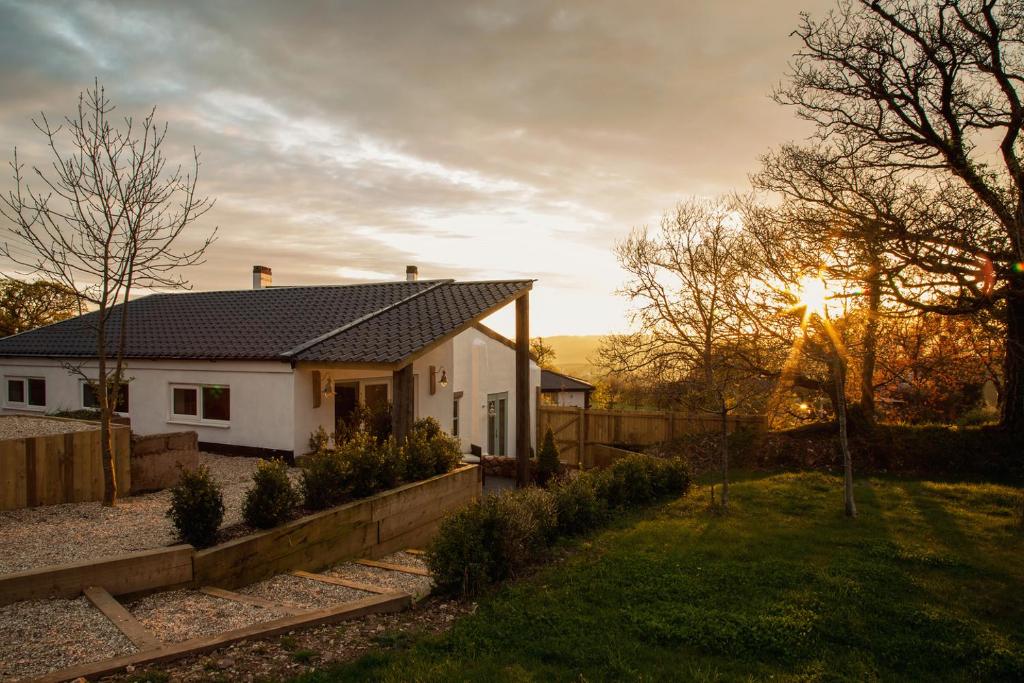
(0, 266, 540, 459)
(540, 369, 595, 409)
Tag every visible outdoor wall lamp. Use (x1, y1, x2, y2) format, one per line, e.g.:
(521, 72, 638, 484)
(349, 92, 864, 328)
(439, 367, 448, 388)
(321, 374, 334, 397)
(488, 400, 496, 417)
(429, 365, 449, 394)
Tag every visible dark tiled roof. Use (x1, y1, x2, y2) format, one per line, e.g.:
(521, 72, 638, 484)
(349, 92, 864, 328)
(0, 279, 533, 365)
(541, 369, 595, 392)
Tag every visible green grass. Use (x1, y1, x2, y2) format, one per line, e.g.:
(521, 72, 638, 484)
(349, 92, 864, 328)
(292, 472, 1024, 682)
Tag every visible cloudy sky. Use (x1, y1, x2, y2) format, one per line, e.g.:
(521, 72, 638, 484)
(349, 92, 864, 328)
(0, 0, 830, 337)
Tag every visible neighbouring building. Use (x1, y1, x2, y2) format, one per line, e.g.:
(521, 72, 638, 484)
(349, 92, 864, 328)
(540, 369, 595, 409)
(0, 266, 540, 459)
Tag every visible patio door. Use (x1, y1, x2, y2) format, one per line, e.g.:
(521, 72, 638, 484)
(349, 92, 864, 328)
(335, 381, 359, 431)
(487, 392, 508, 456)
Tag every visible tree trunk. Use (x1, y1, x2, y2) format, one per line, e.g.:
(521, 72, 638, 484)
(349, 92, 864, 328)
(720, 401, 729, 509)
(859, 262, 881, 424)
(1002, 290, 1024, 435)
(97, 360, 118, 506)
(832, 354, 857, 517)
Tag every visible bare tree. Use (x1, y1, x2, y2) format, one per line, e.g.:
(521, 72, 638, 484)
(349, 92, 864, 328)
(0, 81, 216, 505)
(600, 198, 758, 508)
(778, 0, 1024, 435)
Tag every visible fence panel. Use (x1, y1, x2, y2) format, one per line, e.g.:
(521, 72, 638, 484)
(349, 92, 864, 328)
(537, 406, 765, 466)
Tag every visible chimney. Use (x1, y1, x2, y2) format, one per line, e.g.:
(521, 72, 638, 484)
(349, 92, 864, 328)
(406, 265, 418, 282)
(252, 265, 272, 289)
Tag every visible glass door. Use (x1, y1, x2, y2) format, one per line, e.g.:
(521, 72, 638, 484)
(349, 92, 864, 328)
(487, 392, 508, 456)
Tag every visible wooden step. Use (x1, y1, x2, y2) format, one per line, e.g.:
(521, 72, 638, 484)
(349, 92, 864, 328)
(354, 559, 430, 577)
(83, 585, 161, 651)
(291, 570, 391, 595)
(34, 591, 412, 683)
(200, 586, 305, 616)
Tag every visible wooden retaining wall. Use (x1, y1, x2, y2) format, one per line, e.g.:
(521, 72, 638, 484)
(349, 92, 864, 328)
(538, 406, 764, 467)
(0, 464, 481, 605)
(193, 464, 481, 589)
(0, 545, 193, 606)
(0, 420, 131, 511)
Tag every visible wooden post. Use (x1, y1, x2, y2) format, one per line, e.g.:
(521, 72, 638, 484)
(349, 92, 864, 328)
(392, 364, 414, 445)
(515, 292, 530, 487)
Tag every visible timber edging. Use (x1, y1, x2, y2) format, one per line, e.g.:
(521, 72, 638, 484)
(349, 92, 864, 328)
(0, 464, 480, 606)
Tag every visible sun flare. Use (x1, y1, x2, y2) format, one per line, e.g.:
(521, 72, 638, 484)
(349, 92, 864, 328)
(797, 275, 828, 317)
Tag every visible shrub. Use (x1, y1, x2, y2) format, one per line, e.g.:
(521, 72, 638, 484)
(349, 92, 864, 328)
(551, 472, 606, 535)
(402, 422, 463, 482)
(649, 457, 692, 499)
(308, 426, 332, 454)
(428, 489, 544, 596)
(242, 459, 299, 529)
(338, 431, 400, 498)
(167, 465, 224, 548)
(516, 486, 559, 545)
(301, 449, 349, 510)
(536, 428, 562, 487)
(608, 454, 655, 506)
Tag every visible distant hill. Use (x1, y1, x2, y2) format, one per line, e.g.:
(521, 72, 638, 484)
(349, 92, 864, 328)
(540, 335, 605, 380)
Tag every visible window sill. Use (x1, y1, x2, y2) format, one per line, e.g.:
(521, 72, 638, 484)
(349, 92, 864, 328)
(167, 418, 231, 429)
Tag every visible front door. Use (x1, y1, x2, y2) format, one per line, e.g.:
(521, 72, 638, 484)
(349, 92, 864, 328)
(334, 382, 359, 432)
(487, 392, 508, 456)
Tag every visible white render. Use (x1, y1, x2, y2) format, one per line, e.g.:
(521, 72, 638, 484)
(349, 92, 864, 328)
(545, 390, 588, 409)
(0, 326, 539, 457)
(452, 326, 541, 456)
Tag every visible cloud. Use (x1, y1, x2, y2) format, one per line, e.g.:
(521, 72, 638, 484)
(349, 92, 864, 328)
(0, 0, 831, 336)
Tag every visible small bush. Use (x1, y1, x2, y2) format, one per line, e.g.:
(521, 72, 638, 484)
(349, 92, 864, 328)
(428, 489, 544, 596)
(536, 428, 562, 487)
(339, 431, 401, 498)
(308, 426, 332, 454)
(609, 455, 655, 506)
(649, 457, 692, 499)
(301, 449, 349, 510)
(411, 416, 443, 440)
(242, 459, 299, 529)
(402, 422, 463, 481)
(551, 472, 606, 535)
(167, 465, 224, 548)
(516, 486, 559, 545)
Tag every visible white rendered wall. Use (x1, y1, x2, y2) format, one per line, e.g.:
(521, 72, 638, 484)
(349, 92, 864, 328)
(0, 358, 296, 451)
(453, 327, 540, 457)
(553, 391, 587, 408)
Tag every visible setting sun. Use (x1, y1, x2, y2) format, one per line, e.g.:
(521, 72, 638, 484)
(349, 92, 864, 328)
(797, 275, 828, 317)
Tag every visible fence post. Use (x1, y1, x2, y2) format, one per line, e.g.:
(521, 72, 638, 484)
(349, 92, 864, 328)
(576, 407, 585, 467)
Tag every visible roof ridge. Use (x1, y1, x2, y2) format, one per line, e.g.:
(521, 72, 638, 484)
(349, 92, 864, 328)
(142, 279, 449, 297)
(280, 279, 454, 358)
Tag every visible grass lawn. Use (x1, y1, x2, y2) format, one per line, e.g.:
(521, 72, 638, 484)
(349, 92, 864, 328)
(295, 471, 1024, 682)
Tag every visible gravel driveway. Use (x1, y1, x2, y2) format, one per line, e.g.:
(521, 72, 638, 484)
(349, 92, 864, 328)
(0, 453, 299, 574)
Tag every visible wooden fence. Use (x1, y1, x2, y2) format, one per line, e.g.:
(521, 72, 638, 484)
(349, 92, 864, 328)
(0, 419, 131, 511)
(538, 406, 764, 467)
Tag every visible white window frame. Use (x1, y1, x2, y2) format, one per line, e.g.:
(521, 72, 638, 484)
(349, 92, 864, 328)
(168, 383, 231, 427)
(5, 376, 47, 411)
(80, 379, 130, 416)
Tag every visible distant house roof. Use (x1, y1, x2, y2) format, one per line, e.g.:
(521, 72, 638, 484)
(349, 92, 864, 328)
(0, 279, 533, 367)
(541, 369, 595, 393)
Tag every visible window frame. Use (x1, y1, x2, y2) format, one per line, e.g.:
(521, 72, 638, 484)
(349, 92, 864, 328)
(81, 380, 130, 415)
(452, 396, 460, 437)
(168, 383, 231, 427)
(5, 376, 46, 411)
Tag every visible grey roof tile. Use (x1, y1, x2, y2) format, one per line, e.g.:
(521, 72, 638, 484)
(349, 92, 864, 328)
(0, 279, 532, 365)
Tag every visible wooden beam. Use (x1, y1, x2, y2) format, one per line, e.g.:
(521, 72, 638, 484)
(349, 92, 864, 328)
(83, 585, 161, 651)
(34, 591, 412, 683)
(200, 586, 304, 616)
(515, 292, 531, 487)
(392, 363, 414, 445)
(354, 559, 430, 577)
(291, 570, 392, 595)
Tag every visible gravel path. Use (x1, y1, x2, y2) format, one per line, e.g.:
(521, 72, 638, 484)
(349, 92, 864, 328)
(0, 596, 135, 681)
(239, 574, 373, 610)
(129, 589, 286, 644)
(0, 415, 98, 440)
(0, 454, 300, 574)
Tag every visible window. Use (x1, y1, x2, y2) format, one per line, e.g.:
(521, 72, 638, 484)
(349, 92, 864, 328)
(452, 397, 460, 437)
(170, 384, 230, 424)
(82, 381, 129, 413)
(6, 377, 45, 408)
